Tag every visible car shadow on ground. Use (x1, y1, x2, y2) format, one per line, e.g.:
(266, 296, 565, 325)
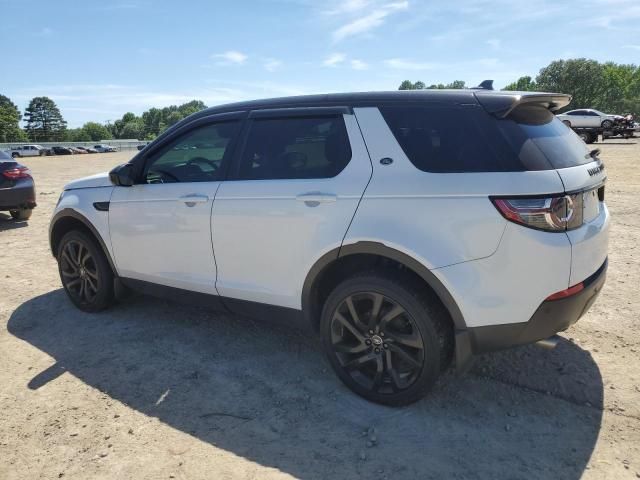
(0, 213, 28, 231)
(8, 290, 603, 479)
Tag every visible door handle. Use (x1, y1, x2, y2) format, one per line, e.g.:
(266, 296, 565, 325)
(296, 192, 337, 207)
(179, 194, 209, 207)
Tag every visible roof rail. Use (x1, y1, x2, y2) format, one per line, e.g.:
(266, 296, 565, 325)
(471, 80, 494, 90)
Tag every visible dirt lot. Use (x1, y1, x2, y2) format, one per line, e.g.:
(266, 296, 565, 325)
(1, 142, 639, 480)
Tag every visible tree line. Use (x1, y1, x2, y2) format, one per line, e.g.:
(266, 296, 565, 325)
(397, 58, 640, 115)
(0, 96, 208, 143)
(2, 58, 639, 144)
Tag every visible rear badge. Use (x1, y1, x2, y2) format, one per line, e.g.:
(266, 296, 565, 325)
(588, 164, 604, 176)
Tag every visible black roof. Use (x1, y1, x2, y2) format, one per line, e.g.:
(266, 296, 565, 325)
(187, 88, 570, 121)
(195, 89, 480, 118)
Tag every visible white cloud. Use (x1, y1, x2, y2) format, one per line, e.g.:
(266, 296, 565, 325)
(263, 58, 283, 72)
(325, 0, 370, 15)
(332, 1, 409, 42)
(323, 53, 347, 67)
(623, 44, 640, 50)
(212, 50, 248, 65)
(350, 59, 369, 70)
(384, 58, 439, 70)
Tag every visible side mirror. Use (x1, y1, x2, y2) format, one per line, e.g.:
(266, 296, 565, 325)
(109, 163, 135, 187)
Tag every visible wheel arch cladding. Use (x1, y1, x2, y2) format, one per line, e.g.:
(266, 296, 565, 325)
(302, 241, 466, 332)
(49, 209, 116, 274)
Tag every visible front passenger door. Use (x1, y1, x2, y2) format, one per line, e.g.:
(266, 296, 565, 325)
(109, 114, 242, 294)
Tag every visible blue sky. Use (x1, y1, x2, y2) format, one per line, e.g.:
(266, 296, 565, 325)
(1, 0, 639, 127)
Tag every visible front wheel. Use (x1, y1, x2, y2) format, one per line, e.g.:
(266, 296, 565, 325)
(320, 273, 452, 406)
(562, 120, 571, 127)
(57, 230, 114, 312)
(601, 119, 613, 129)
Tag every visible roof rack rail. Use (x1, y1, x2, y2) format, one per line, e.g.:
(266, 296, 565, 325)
(471, 80, 494, 90)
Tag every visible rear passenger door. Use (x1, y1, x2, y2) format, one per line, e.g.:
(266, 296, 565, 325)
(212, 108, 372, 311)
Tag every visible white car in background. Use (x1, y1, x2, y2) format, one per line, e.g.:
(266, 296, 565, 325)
(93, 144, 118, 153)
(9, 145, 48, 158)
(557, 109, 615, 129)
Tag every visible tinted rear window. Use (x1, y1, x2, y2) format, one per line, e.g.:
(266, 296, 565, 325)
(497, 106, 593, 170)
(380, 105, 591, 172)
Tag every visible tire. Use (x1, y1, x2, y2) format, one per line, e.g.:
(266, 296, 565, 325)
(601, 119, 613, 129)
(57, 230, 114, 312)
(562, 120, 571, 127)
(320, 272, 453, 406)
(578, 132, 589, 143)
(587, 133, 597, 144)
(11, 152, 20, 158)
(10, 209, 32, 220)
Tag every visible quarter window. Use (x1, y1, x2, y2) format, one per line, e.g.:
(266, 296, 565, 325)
(143, 121, 239, 183)
(235, 116, 352, 180)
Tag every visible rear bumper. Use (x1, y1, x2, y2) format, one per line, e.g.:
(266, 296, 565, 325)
(467, 258, 607, 354)
(0, 179, 37, 211)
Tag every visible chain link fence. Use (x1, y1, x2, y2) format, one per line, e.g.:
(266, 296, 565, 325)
(0, 139, 146, 152)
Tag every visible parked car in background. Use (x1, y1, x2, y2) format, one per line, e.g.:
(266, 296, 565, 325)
(50, 88, 609, 405)
(557, 109, 615, 128)
(93, 144, 117, 153)
(75, 146, 98, 154)
(68, 147, 86, 154)
(50, 146, 73, 155)
(8, 145, 48, 158)
(0, 150, 36, 220)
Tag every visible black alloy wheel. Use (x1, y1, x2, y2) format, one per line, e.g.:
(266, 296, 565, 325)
(321, 274, 451, 406)
(330, 292, 425, 394)
(60, 239, 100, 303)
(57, 230, 114, 312)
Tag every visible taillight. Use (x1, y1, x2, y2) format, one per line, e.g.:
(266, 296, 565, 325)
(492, 193, 584, 232)
(2, 166, 31, 180)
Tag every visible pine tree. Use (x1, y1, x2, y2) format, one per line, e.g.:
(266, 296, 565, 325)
(24, 96, 67, 142)
(0, 94, 25, 142)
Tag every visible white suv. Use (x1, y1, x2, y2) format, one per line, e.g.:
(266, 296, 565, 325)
(10, 145, 48, 157)
(49, 90, 609, 405)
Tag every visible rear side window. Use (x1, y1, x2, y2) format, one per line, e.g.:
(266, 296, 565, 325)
(380, 105, 591, 172)
(380, 105, 525, 172)
(236, 116, 351, 180)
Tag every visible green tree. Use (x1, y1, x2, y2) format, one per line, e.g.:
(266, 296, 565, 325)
(24, 96, 67, 141)
(0, 94, 25, 142)
(503, 76, 537, 91)
(399, 80, 415, 90)
(80, 122, 112, 141)
(120, 119, 145, 139)
(535, 59, 607, 110)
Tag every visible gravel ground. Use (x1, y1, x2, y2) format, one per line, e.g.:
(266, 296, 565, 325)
(1, 141, 639, 480)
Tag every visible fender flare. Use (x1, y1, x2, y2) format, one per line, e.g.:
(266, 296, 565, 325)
(49, 208, 117, 274)
(301, 241, 467, 331)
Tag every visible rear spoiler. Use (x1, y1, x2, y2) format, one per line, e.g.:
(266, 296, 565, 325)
(474, 91, 572, 119)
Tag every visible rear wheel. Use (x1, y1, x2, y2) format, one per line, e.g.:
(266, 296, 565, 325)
(57, 230, 114, 312)
(320, 273, 452, 406)
(11, 152, 20, 158)
(562, 120, 571, 127)
(9, 209, 32, 220)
